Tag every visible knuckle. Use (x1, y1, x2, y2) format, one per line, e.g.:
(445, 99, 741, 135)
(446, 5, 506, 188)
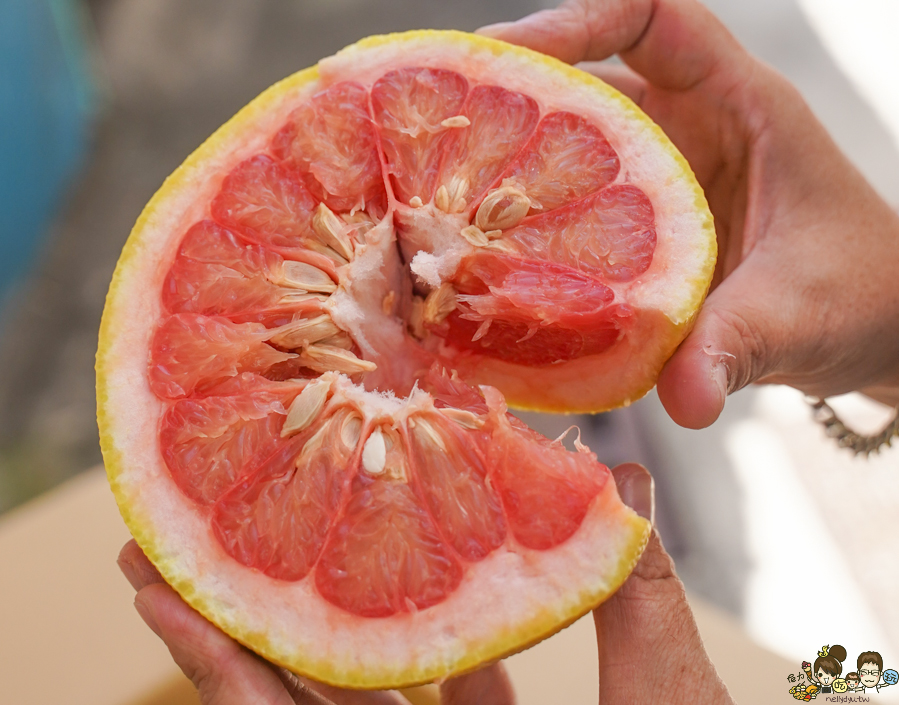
(192, 666, 224, 704)
(173, 648, 224, 704)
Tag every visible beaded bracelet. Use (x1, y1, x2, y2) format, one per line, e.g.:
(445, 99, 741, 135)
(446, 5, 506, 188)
(807, 397, 899, 457)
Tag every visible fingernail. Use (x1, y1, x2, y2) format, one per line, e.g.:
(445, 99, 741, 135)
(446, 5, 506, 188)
(134, 595, 162, 638)
(713, 362, 728, 402)
(617, 466, 654, 524)
(118, 555, 143, 592)
(475, 21, 513, 36)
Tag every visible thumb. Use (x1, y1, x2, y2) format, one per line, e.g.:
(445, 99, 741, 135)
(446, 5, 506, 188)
(476, 0, 747, 93)
(657, 269, 775, 429)
(597, 464, 732, 704)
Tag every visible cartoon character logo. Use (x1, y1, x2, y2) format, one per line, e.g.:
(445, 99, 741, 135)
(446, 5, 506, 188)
(789, 646, 895, 698)
(811, 645, 847, 695)
(790, 683, 818, 701)
(855, 651, 896, 693)
(789, 661, 815, 700)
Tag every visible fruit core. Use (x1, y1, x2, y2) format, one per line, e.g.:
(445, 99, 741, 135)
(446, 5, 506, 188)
(149, 67, 657, 618)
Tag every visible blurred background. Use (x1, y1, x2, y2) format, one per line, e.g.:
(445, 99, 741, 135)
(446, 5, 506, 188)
(2, 0, 899, 703)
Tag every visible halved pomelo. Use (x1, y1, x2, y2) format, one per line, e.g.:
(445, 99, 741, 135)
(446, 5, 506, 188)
(97, 30, 715, 689)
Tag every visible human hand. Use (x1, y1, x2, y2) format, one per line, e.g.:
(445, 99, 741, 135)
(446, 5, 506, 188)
(116, 541, 514, 704)
(117, 541, 515, 704)
(480, 0, 899, 427)
(591, 463, 734, 704)
(117, 463, 734, 704)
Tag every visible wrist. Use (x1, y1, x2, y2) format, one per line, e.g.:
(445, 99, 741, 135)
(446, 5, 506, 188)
(861, 384, 899, 408)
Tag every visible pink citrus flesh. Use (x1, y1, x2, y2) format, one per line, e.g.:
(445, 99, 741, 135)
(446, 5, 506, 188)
(98, 30, 715, 688)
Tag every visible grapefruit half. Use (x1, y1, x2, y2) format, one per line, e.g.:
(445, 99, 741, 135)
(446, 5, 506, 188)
(97, 30, 715, 689)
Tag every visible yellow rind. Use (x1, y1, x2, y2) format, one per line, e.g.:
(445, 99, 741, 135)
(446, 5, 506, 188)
(97, 29, 698, 689)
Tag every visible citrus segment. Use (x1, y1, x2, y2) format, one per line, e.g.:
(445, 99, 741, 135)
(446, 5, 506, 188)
(372, 67, 469, 204)
(444, 253, 628, 366)
(316, 472, 464, 619)
(213, 409, 356, 582)
(500, 110, 620, 213)
(506, 184, 657, 282)
(271, 81, 386, 215)
(162, 220, 325, 327)
(438, 84, 539, 206)
(159, 379, 296, 504)
(406, 412, 506, 561)
(148, 314, 296, 398)
(99, 29, 716, 689)
(211, 154, 318, 249)
(483, 391, 606, 550)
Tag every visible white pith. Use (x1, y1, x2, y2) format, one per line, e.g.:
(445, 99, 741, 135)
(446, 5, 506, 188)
(96, 30, 718, 687)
